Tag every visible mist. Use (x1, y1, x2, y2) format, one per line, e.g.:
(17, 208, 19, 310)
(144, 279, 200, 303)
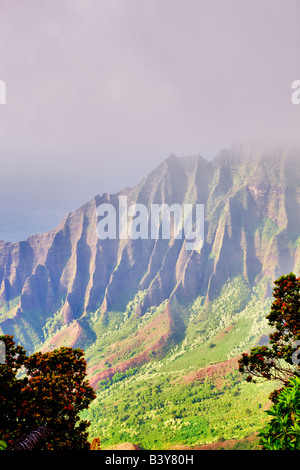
(0, 0, 299, 241)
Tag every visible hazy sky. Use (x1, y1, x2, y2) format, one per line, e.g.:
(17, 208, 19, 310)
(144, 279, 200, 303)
(0, 0, 299, 241)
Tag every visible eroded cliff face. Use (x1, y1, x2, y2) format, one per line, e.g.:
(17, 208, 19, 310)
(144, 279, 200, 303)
(0, 147, 299, 351)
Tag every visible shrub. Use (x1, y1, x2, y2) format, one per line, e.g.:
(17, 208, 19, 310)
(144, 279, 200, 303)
(259, 376, 300, 450)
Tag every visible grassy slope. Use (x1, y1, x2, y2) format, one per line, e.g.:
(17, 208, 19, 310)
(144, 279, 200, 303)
(79, 276, 278, 450)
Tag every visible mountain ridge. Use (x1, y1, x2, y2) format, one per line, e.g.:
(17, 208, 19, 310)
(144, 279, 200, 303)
(0, 146, 299, 360)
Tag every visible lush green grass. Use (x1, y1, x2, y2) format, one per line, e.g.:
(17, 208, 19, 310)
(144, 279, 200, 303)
(85, 298, 169, 370)
(79, 276, 277, 449)
(82, 359, 274, 449)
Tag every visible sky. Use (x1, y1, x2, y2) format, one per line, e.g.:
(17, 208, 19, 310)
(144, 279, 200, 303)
(0, 0, 299, 241)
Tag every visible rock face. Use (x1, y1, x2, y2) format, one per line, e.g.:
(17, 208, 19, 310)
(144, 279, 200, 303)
(0, 147, 299, 351)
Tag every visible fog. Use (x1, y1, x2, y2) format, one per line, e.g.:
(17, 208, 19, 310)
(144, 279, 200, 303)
(0, 0, 299, 240)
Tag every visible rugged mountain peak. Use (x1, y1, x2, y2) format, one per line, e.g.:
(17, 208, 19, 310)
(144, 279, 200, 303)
(0, 148, 299, 352)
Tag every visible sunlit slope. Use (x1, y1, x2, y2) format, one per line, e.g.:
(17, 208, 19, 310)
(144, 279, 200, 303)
(0, 148, 299, 354)
(81, 276, 276, 449)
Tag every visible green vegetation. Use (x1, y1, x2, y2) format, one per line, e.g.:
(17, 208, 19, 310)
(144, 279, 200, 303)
(0, 296, 21, 318)
(41, 302, 67, 342)
(259, 376, 300, 450)
(257, 218, 279, 241)
(79, 276, 275, 449)
(85, 298, 169, 372)
(82, 361, 274, 449)
(7, 273, 294, 450)
(0, 440, 7, 450)
(239, 273, 300, 388)
(98, 367, 139, 390)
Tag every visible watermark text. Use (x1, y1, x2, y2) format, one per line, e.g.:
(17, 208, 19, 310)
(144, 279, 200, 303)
(0, 80, 6, 105)
(291, 80, 300, 105)
(96, 197, 204, 251)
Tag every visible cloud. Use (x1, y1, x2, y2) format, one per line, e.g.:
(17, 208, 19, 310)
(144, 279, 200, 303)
(0, 0, 299, 239)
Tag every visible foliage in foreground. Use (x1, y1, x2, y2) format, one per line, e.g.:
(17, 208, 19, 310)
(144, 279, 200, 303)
(83, 276, 273, 449)
(0, 440, 7, 450)
(0, 335, 96, 450)
(259, 376, 300, 450)
(239, 272, 300, 449)
(239, 273, 300, 400)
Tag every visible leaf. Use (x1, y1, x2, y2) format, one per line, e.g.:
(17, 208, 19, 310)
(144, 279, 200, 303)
(0, 440, 7, 450)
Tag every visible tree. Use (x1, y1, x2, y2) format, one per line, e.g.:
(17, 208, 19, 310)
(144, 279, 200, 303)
(238, 273, 300, 449)
(238, 273, 300, 401)
(0, 335, 96, 450)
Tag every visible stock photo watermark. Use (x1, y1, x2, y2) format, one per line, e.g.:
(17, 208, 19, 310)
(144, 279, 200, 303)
(0, 340, 6, 364)
(292, 341, 300, 365)
(291, 80, 300, 105)
(0, 80, 6, 105)
(96, 196, 204, 251)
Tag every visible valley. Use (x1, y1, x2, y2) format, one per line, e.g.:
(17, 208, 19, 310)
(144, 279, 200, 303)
(81, 275, 276, 449)
(0, 147, 299, 449)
